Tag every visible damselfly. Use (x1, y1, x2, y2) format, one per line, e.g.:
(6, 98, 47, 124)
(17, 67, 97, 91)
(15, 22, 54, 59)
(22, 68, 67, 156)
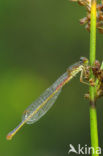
(6, 57, 89, 140)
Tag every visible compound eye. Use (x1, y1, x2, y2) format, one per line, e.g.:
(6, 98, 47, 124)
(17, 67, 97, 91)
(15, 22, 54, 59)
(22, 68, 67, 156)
(80, 57, 88, 64)
(80, 57, 84, 62)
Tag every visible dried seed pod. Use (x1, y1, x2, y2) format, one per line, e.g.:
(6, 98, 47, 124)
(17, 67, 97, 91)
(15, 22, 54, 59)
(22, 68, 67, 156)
(98, 27, 103, 33)
(85, 23, 90, 32)
(80, 17, 88, 24)
(94, 60, 101, 69)
(78, 0, 86, 6)
(84, 93, 90, 99)
(97, 4, 103, 11)
(70, 0, 103, 33)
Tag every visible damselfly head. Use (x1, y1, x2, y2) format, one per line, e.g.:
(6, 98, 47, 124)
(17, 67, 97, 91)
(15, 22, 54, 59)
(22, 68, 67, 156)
(80, 57, 89, 65)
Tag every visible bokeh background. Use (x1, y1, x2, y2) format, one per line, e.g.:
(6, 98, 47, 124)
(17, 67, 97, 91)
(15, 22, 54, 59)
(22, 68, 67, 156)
(0, 0, 103, 155)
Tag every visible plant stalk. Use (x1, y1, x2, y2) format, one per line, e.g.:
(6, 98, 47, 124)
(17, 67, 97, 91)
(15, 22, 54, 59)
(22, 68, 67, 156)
(89, 0, 99, 155)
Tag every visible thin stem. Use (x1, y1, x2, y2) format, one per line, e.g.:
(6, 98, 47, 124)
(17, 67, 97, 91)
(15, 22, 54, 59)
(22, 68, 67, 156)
(89, 105, 99, 156)
(89, 0, 99, 155)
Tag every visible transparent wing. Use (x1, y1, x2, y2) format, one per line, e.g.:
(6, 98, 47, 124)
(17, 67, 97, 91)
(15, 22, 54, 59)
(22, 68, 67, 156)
(22, 88, 61, 124)
(6, 61, 83, 140)
(22, 72, 68, 124)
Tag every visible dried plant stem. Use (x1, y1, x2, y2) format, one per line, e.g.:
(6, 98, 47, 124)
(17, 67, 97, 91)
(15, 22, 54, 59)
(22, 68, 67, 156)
(89, 0, 99, 155)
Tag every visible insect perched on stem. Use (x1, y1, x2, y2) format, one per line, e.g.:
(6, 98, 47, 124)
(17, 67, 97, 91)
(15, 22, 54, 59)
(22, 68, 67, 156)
(7, 57, 90, 140)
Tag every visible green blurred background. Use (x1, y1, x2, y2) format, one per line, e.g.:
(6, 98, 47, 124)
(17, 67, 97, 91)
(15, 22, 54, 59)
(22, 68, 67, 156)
(0, 0, 103, 155)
